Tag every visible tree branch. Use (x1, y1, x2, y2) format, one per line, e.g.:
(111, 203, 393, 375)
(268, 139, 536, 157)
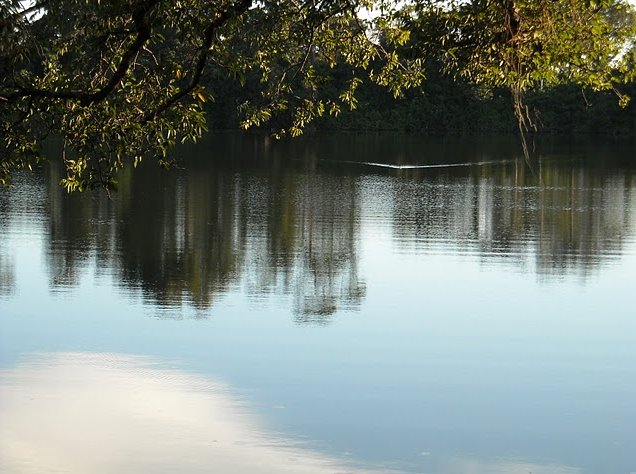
(0, 0, 50, 28)
(142, 0, 253, 122)
(7, 0, 159, 106)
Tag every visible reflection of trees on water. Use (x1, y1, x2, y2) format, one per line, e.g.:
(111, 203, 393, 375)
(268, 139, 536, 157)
(46, 161, 251, 308)
(241, 172, 365, 321)
(6, 133, 635, 315)
(43, 141, 365, 320)
(0, 193, 12, 295)
(0, 174, 49, 296)
(391, 159, 636, 278)
(0, 248, 13, 296)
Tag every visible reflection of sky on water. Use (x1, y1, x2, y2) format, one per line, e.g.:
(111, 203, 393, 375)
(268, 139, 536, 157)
(0, 352, 389, 474)
(0, 353, 585, 474)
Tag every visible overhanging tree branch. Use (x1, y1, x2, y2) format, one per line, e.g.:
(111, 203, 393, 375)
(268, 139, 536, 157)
(143, 0, 253, 122)
(6, 0, 159, 106)
(0, 0, 49, 28)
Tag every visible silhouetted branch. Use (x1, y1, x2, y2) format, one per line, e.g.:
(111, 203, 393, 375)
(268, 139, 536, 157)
(143, 0, 253, 122)
(6, 0, 159, 106)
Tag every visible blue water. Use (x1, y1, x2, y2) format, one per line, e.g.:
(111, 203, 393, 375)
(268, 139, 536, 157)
(1, 133, 635, 473)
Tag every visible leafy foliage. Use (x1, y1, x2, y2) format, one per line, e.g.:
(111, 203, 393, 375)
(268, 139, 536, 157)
(397, 0, 636, 132)
(1, 0, 420, 190)
(1, 0, 634, 191)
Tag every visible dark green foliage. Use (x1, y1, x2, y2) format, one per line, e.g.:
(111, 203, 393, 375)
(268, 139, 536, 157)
(1, 0, 635, 192)
(204, 59, 635, 136)
(313, 76, 636, 136)
(1, 0, 420, 190)
(525, 83, 636, 136)
(314, 62, 519, 133)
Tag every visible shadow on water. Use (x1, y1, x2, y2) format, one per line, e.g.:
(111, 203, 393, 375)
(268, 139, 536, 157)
(1, 132, 635, 314)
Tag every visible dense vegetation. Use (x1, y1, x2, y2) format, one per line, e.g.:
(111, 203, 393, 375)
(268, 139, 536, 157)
(206, 61, 636, 135)
(2, 0, 635, 190)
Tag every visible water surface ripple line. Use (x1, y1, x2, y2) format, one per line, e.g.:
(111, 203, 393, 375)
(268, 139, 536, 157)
(326, 159, 516, 169)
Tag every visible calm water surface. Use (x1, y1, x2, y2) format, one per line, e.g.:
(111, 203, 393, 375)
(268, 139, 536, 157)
(1, 133, 635, 474)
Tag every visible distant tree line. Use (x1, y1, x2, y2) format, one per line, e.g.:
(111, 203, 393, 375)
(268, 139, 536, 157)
(205, 60, 636, 135)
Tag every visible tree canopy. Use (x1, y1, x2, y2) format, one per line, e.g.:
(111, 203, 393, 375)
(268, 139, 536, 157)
(1, 0, 635, 191)
(397, 0, 636, 152)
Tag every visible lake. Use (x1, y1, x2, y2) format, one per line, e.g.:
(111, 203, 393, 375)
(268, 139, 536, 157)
(1, 132, 635, 474)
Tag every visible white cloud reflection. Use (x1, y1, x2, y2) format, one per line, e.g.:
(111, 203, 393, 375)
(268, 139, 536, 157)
(0, 352, 589, 474)
(0, 352, 385, 474)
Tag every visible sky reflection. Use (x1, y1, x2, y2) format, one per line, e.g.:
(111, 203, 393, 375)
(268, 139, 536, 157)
(0, 352, 391, 474)
(0, 353, 594, 474)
